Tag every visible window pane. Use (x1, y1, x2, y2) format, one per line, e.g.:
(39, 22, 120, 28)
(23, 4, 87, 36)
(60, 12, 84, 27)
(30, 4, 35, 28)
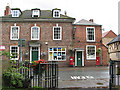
(49, 52, 53, 60)
(87, 28, 94, 41)
(48, 48, 66, 61)
(53, 27, 61, 40)
(32, 27, 39, 40)
(49, 48, 52, 51)
(62, 48, 65, 51)
(53, 48, 57, 51)
(11, 46, 18, 60)
(87, 46, 95, 59)
(58, 48, 61, 51)
(11, 27, 19, 39)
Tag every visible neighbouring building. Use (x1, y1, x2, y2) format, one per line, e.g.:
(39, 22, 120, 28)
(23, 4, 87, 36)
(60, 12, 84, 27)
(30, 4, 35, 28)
(102, 30, 117, 64)
(1, 5, 108, 67)
(73, 19, 107, 66)
(107, 34, 120, 60)
(102, 30, 117, 46)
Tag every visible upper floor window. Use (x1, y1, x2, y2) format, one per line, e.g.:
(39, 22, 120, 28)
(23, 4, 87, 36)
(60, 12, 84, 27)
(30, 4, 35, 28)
(31, 26, 40, 40)
(10, 26, 19, 40)
(86, 27, 95, 42)
(11, 9, 21, 17)
(53, 9, 61, 18)
(53, 25, 62, 40)
(86, 45, 96, 60)
(10, 46, 19, 60)
(32, 9, 40, 17)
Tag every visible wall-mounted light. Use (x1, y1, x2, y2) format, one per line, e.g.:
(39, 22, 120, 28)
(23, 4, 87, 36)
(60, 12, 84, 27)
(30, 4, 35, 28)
(45, 42, 48, 45)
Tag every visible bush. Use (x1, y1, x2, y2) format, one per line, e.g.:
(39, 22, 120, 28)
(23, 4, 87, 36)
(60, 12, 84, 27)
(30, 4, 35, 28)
(2, 61, 31, 88)
(3, 67, 24, 88)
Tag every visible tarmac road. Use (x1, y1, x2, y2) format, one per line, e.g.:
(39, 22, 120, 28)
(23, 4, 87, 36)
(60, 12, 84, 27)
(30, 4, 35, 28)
(58, 66, 109, 88)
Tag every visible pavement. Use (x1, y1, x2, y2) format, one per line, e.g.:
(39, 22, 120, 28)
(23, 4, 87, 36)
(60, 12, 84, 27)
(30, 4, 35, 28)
(58, 66, 109, 89)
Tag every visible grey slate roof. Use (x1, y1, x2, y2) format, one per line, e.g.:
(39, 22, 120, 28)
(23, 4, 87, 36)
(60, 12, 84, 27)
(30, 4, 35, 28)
(0, 10, 75, 22)
(107, 34, 120, 45)
(75, 19, 101, 26)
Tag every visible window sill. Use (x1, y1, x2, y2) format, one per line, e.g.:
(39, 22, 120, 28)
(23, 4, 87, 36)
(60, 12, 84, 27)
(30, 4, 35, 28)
(53, 39, 62, 41)
(87, 40, 95, 42)
(31, 39, 39, 40)
(87, 58, 96, 60)
(48, 60, 66, 61)
(10, 39, 19, 40)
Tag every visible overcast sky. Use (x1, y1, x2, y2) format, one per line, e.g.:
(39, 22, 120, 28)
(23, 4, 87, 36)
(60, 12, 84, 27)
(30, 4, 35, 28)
(0, 0, 119, 34)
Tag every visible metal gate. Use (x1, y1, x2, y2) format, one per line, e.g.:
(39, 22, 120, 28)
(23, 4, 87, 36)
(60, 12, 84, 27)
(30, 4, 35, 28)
(14, 61, 58, 88)
(109, 60, 120, 89)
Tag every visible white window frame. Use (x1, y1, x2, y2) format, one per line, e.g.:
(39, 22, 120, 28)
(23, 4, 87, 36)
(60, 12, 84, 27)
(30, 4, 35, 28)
(32, 10, 40, 17)
(10, 26, 19, 40)
(48, 47, 66, 61)
(12, 10, 19, 17)
(31, 26, 40, 40)
(86, 45, 96, 60)
(53, 10, 60, 18)
(10, 46, 19, 60)
(86, 27, 95, 42)
(53, 26, 62, 40)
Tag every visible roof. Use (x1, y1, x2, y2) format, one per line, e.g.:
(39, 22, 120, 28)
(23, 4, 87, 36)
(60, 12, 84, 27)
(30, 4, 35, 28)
(107, 34, 120, 45)
(102, 30, 117, 38)
(74, 19, 101, 26)
(1, 9, 75, 22)
(102, 31, 109, 37)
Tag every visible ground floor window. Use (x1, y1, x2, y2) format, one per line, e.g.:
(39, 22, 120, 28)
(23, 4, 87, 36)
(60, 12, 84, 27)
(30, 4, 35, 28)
(10, 46, 19, 60)
(48, 47, 66, 61)
(86, 45, 96, 60)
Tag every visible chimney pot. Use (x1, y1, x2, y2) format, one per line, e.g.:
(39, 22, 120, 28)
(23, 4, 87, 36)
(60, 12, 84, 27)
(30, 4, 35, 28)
(64, 11, 67, 16)
(89, 19, 94, 22)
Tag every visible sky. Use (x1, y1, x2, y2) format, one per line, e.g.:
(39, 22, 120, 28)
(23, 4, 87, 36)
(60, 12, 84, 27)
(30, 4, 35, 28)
(0, 0, 119, 35)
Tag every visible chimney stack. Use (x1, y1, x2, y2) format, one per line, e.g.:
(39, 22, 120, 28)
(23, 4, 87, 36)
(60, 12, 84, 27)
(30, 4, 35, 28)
(4, 3, 11, 16)
(89, 19, 94, 22)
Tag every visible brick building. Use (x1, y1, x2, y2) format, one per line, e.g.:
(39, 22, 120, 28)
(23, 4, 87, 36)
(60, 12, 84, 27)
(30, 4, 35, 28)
(1, 5, 107, 67)
(73, 19, 107, 66)
(1, 5, 75, 67)
(102, 30, 117, 46)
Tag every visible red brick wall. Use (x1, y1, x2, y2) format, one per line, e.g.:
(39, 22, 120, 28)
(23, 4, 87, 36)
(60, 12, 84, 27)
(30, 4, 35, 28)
(74, 25, 102, 66)
(104, 30, 117, 38)
(2, 22, 73, 67)
(102, 45, 108, 66)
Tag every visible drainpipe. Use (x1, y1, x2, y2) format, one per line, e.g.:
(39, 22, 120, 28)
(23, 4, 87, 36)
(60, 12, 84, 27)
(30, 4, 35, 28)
(100, 40, 102, 66)
(107, 46, 109, 65)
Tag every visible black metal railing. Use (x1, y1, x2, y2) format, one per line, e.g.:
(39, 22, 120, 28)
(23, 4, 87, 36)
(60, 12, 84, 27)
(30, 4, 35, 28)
(12, 61, 58, 88)
(109, 60, 120, 90)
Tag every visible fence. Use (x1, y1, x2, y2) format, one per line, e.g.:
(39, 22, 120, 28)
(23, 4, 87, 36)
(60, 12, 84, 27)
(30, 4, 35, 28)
(13, 61, 58, 88)
(109, 60, 120, 89)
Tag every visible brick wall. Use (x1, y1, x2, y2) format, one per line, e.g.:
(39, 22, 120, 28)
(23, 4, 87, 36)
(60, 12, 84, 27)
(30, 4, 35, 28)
(102, 45, 108, 66)
(104, 30, 117, 38)
(74, 25, 102, 66)
(2, 21, 73, 67)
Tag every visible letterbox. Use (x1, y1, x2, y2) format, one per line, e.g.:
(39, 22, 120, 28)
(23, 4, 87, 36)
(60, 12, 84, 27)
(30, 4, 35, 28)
(69, 56, 74, 66)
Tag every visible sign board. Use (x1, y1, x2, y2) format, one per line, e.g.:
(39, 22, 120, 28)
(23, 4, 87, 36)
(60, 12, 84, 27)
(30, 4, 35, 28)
(18, 39, 25, 47)
(0, 45, 5, 51)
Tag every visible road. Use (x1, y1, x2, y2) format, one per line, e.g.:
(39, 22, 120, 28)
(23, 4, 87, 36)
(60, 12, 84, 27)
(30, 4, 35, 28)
(58, 66, 109, 88)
